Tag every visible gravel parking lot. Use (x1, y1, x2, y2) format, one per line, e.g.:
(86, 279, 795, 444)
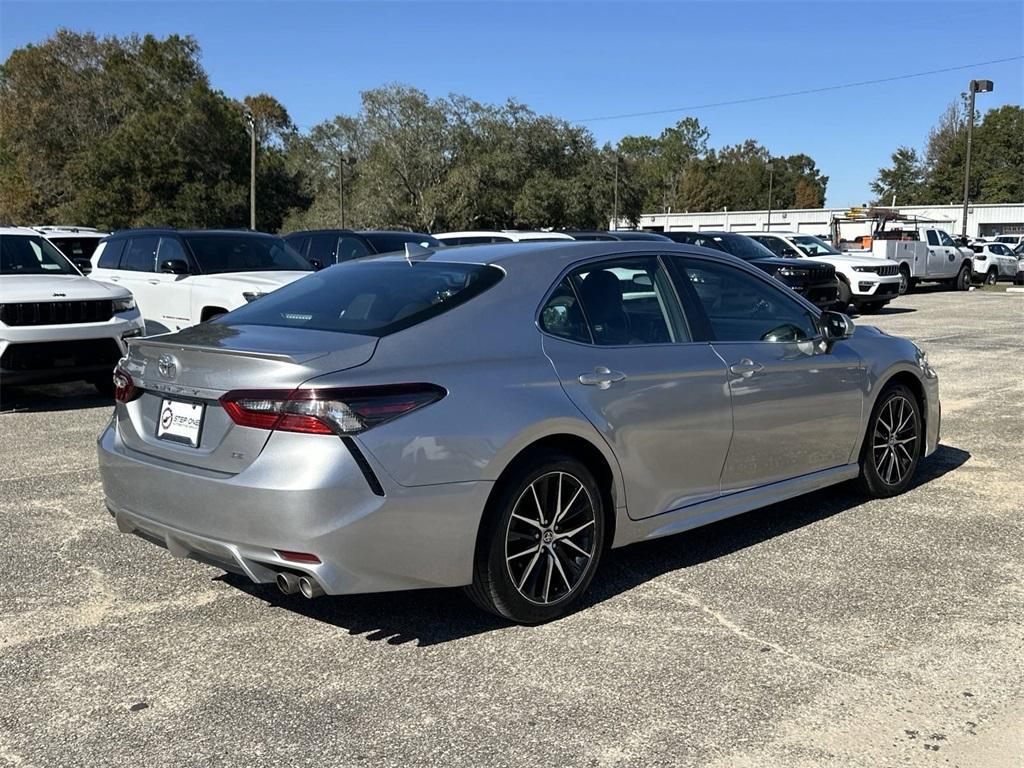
(1, 287, 1021, 768)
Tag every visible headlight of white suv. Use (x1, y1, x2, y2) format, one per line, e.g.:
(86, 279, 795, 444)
(112, 297, 136, 313)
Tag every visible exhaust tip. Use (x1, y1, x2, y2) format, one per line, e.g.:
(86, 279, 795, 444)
(298, 575, 324, 599)
(276, 572, 300, 595)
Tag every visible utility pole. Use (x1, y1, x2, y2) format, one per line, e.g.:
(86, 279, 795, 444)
(339, 153, 346, 228)
(613, 155, 619, 228)
(961, 79, 993, 238)
(765, 164, 775, 231)
(245, 109, 256, 231)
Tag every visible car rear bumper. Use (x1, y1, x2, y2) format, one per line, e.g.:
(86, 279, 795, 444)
(97, 421, 492, 595)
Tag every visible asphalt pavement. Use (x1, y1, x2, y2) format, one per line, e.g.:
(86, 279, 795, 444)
(1, 286, 1021, 767)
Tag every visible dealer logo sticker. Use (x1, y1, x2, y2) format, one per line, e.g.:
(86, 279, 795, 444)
(160, 406, 174, 430)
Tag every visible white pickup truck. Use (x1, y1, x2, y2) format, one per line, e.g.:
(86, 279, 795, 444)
(844, 227, 974, 295)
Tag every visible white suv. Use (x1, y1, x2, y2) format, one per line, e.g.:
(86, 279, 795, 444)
(89, 229, 312, 335)
(746, 232, 902, 313)
(0, 227, 144, 394)
(970, 242, 1019, 284)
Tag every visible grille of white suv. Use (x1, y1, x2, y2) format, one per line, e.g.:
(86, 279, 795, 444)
(0, 300, 115, 326)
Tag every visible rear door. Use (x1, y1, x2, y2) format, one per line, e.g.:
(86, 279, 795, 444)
(671, 255, 866, 493)
(540, 254, 732, 520)
(141, 236, 196, 333)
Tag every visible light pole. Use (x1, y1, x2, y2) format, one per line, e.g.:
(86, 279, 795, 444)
(961, 79, 993, 238)
(612, 154, 619, 228)
(244, 109, 256, 231)
(765, 163, 775, 231)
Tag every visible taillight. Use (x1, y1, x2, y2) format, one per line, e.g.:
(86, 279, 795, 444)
(113, 366, 140, 403)
(219, 384, 446, 436)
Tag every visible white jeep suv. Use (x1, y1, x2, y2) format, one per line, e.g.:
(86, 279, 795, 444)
(746, 232, 902, 314)
(89, 229, 312, 335)
(0, 227, 144, 394)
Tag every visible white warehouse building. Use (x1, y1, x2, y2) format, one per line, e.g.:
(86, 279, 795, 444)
(626, 202, 1024, 239)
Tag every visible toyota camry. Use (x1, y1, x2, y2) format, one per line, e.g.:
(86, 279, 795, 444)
(98, 241, 940, 623)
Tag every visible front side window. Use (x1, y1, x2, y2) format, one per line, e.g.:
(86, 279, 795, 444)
(563, 256, 687, 345)
(220, 260, 502, 336)
(121, 236, 159, 272)
(0, 235, 78, 275)
(337, 236, 372, 262)
(937, 230, 956, 247)
(752, 235, 800, 258)
(183, 234, 312, 274)
(680, 258, 818, 343)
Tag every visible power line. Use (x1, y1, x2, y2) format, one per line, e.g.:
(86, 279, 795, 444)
(572, 55, 1024, 123)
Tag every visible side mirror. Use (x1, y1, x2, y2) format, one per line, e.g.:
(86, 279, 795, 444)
(73, 258, 92, 274)
(820, 310, 854, 343)
(160, 259, 190, 275)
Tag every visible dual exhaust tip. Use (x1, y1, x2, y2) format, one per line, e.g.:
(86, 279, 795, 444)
(276, 571, 324, 599)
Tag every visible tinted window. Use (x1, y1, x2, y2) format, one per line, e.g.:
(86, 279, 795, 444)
(680, 259, 818, 343)
(158, 236, 188, 265)
(707, 234, 778, 261)
(48, 237, 100, 260)
(568, 256, 687, 345)
(926, 230, 940, 246)
(0, 235, 78, 275)
(540, 277, 591, 343)
(97, 238, 125, 269)
(790, 235, 841, 256)
(752, 236, 800, 258)
(284, 234, 308, 256)
(121, 236, 159, 272)
(220, 261, 502, 336)
(363, 232, 443, 253)
(183, 234, 311, 274)
(337, 236, 372, 262)
(307, 234, 339, 266)
(937, 230, 956, 247)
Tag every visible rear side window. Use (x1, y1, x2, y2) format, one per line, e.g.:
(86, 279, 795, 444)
(219, 261, 503, 337)
(926, 230, 940, 246)
(337, 235, 372, 262)
(49, 238, 100, 259)
(363, 232, 442, 253)
(122, 236, 159, 272)
(184, 234, 311, 274)
(540, 278, 591, 343)
(97, 239, 125, 268)
(307, 234, 338, 266)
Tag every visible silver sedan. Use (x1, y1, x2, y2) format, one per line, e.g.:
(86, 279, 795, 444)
(98, 241, 940, 623)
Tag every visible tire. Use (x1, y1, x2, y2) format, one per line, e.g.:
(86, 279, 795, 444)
(465, 452, 605, 624)
(955, 262, 972, 291)
(857, 384, 923, 498)
(985, 267, 998, 286)
(1015, 272, 1024, 286)
(835, 279, 852, 310)
(92, 376, 115, 398)
(897, 265, 911, 295)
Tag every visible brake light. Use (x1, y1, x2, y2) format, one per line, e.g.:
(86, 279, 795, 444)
(113, 366, 140, 403)
(220, 384, 446, 435)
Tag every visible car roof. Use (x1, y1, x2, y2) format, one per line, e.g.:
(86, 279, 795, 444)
(0, 226, 47, 237)
(564, 230, 672, 241)
(286, 229, 435, 237)
(434, 230, 575, 241)
(104, 228, 281, 239)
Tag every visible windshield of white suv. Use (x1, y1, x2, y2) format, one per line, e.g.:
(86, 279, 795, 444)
(183, 234, 312, 274)
(791, 235, 841, 257)
(0, 235, 79, 276)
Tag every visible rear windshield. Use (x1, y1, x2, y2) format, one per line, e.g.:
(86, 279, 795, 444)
(184, 234, 312, 274)
(219, 260, 503, 336)
(1, 234, 79, 275)
(363, 232, 442, 253)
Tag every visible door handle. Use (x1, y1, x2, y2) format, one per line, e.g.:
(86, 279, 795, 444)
(147, 279, 160, 285)
(729, 358, 765, 378)
(578, 366, 626, 389)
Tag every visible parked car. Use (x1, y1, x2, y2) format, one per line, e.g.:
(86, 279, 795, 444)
(434, 230, 574, 245)
(561, 230, 673, 242)
(89, 229, 312, 335)
(1, 227, 143, 393)
(284, 229, 443, 269)
(970, 242, 1019, 284)
(662, 231, 839, 310)
(746, 232, 902, 313)
(98, 240, 940, 624)
(993, 234, 1024, 249)
(35, 226, 109, 274)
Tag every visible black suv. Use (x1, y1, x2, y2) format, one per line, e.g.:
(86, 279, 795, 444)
(661, 231, 839, 309)
(285, 229, 442, 269)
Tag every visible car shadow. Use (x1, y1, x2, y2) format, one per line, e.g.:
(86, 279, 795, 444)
(0, 382, 113, 413)
(222, 444, 970, 647)
(869, 306, 916, 315)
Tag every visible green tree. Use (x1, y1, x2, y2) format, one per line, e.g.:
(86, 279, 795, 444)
(871, 147, 925, 206)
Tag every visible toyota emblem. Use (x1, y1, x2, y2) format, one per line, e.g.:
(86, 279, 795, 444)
(157, 353, 177, 380)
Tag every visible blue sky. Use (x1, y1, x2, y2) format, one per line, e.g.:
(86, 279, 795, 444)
(3, 1, 1022, 207)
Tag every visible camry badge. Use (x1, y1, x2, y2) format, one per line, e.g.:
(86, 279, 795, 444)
(157, 353, 177, 380)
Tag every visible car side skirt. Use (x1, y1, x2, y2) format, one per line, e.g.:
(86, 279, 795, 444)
(613, 463, 860, 548)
